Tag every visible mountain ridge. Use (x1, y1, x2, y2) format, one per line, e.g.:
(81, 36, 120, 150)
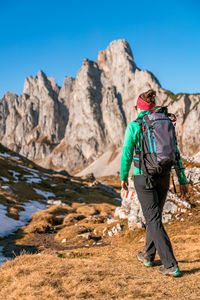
(0, 39, 200, 175)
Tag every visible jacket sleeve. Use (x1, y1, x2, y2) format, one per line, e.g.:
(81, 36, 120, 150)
(121, 122, 137, 181)
(174, 141, 187, 184)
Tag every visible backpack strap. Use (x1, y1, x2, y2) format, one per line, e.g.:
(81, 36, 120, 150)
(134, 119, 143, 173)
(134, 119, 154, 188)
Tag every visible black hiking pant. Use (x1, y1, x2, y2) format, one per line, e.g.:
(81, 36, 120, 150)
(134, 174, 177, 268)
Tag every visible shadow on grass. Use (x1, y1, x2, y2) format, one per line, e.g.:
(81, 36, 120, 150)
(1, 229, 39, 262)
(179, 259, 200, 275)
(179, 259, 200, 263)
(152, 259, 200, 276)
(152, 260, 162, 267)
(180, 267, 200, 275)
(3, 244, 39, 260)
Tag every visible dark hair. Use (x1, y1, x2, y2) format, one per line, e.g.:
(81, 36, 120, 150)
(139, 89, 156, 105)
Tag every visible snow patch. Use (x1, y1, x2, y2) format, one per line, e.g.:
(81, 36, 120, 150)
(23, 175, 41, 184)
(0, 152, 10, 158)
(17, 164, 39, 174)
(33, 188, 55, 199)
(19, 201, 46, 222)
(0, 176, 9, 182)
(0, 201, 46, 238)
(0, 246, 9, 266)
(0, 152, 20, 160)
(114, 197, 122, 202)
(8, 170, 20, 182)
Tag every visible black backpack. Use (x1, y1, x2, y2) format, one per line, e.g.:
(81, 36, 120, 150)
(133, 106, 179, 188)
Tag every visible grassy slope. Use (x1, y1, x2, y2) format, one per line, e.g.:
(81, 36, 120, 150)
(0, 216, 200, 300)
(0, 144, 200, 299)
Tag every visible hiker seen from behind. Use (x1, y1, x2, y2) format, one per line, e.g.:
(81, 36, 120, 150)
(121, 89, 188, 276)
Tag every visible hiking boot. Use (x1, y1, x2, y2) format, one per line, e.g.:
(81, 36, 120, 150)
(137, 251, 153, 267)
(157, 265, 180, 276)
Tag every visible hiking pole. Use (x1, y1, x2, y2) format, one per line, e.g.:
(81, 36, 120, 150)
(171, 173, 177, 194)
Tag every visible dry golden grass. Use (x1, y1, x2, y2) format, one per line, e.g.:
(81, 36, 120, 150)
(1, 216, 200, 300)
(15, 201, 117, 251)
(1, 183, 200, 299)
(1, 143, 200, 299)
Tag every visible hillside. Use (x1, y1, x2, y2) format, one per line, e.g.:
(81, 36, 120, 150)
(0, 144, 200, 299)
(0, 143, 121, 262)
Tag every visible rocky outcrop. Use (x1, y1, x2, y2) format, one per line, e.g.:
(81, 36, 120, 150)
(115, 177, 192, 227)
(0, 71, 68, 163)
(0, 39, 199, 174)
(161, 92, 200, 155)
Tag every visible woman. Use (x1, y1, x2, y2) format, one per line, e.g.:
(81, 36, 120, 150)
(121, 89, 188, 276)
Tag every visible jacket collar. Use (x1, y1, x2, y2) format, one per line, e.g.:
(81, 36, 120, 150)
(136, 110, 150, 120)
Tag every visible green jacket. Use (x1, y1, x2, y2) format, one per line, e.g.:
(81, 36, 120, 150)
(121, 110, 187, 184)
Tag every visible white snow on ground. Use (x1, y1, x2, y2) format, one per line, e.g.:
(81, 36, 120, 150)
(14, 165, 50, 182)
(0, 201, 46, 266)
(33, 188, 55, 199)
(8, 170, 20, 182)
(23, 175, 41, 184)
(17, 164, 39, 174)
(12, 156, 21, 160)
(0, 152, 20, 160)
(9, 155, 21, 160)
(0, 152, 11, 158)
(114, 198, 122, 202)
(0, 246, 8, 266)
(43, 173, 51, 177)
(7, 168, 48, 185)
(0, 201, 46, 238)
(19, 201, 46, 222)
(0, 176, 9, 182)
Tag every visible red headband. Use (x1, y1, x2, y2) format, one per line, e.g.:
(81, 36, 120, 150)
(136, 96, 155, 110)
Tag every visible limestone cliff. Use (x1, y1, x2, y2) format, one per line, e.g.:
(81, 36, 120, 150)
(0, 39, 199, 175)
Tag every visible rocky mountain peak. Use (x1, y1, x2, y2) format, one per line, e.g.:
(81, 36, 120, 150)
(0, 39, 199, 175)
(97, 39, 137, 73)
(76, 58, 101, 91)
(23, 70, 60, 100)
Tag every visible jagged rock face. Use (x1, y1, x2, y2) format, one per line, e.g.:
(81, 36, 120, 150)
(97, 39, 162, 124)
(162, 93, 200, 156)
(58, 76, 75, 109)
(0, 71, 68, 161)
(0, 39, 199, 173)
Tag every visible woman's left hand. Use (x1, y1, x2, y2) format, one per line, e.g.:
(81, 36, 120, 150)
(180, 184, 189, 196)
(121, 180, 128, 190)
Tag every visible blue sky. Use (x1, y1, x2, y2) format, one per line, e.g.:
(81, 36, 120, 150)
(0, 0, 199, 98)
